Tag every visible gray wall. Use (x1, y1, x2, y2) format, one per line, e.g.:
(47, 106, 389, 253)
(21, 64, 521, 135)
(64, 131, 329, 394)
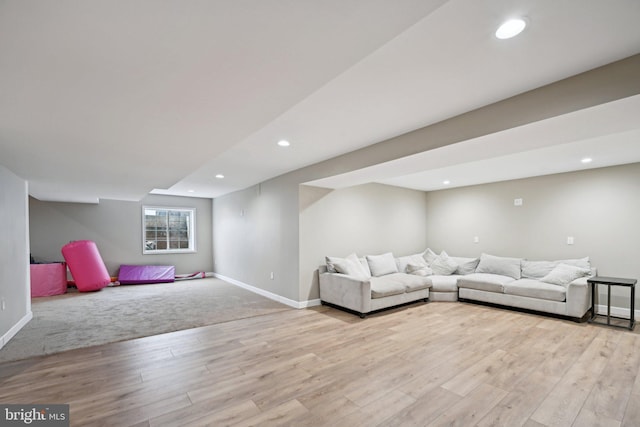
(30, 194, 213, 276)
(213, 178, 300, 301)
(425, 163, 640, 309)
(299, 183, 428, 300)
(0, 166, 31, 349)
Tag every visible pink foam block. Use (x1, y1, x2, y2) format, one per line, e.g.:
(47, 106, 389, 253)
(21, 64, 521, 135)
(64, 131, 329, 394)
(30, 263, 67, 297)
(118, 265, 175, 284)
(61, 240, 110, 292)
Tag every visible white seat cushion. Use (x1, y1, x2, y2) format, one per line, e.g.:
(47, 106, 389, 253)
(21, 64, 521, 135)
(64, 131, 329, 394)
(457, 273, 514, 293)
(504, 279, 566, 302)
(370, 276, 406, 298)
(428, 275, 461, 292)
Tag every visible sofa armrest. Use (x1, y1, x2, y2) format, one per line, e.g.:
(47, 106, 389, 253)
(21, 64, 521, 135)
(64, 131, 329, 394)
(565, 277, 591, 318)
(319, 272, 371, 314)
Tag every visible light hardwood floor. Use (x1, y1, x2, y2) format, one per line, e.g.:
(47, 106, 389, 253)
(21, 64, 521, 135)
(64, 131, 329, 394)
(1, 301, 639, 426)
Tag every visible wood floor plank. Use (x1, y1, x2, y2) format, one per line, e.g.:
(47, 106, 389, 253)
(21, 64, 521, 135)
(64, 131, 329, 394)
(476, 370, 561, 427)
(2, 302, 640, 426)
(428, 383, 508, 427)
(531, 329, 621, 427)
(621, 393, 640, 427)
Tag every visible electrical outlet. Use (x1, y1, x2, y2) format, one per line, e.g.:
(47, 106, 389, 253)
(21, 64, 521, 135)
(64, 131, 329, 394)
(567, 236, 574, 245)
(473, 236, 479, 243)
(514, 198, 523, 206)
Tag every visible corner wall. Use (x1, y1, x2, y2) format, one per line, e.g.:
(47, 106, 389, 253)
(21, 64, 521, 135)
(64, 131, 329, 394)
(212, 177, 300, 303)
(29, 194, 213, 275)
(299, 183, 428, 301)
(425, 163, 640, 309)
(0, 166, 31, 350)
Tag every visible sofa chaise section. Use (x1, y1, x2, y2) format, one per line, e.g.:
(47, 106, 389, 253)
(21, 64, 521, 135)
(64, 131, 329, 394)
(318, 254, 431, 318)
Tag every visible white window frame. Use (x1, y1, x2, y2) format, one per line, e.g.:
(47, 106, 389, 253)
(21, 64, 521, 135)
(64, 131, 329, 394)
(142, 206, 196, 254)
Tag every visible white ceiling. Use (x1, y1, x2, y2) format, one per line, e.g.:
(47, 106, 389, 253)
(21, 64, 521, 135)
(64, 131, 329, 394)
(1, 0, 640, 203)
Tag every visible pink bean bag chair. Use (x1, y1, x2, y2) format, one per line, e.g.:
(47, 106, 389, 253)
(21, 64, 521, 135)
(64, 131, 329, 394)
(61, 240, 110, 292)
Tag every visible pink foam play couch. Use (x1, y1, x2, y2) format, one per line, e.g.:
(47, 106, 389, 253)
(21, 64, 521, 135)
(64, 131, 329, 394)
(30, 263, 67, 297)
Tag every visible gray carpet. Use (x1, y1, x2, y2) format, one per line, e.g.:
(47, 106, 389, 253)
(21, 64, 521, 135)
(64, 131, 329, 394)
(0, 278, 291, 363)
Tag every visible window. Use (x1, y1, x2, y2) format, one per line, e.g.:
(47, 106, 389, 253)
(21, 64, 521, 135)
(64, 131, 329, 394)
(143, 206, 196, 254)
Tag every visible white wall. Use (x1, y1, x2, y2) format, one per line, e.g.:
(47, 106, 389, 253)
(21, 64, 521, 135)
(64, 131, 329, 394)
(0, 166, 31, 350)
(425, 163, 640, 309)
(299, 183, 429, 301)
(29, 194, 213, 275)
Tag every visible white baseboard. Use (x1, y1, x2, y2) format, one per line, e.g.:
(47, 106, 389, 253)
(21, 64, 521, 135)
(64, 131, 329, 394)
(212, 273, 321, 309)
(0, 310, 33, 350)
(595, 304, 640, 319)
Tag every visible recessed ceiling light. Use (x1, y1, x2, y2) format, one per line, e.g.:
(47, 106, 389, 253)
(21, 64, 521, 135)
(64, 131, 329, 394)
(495, 18, 527, 39)
(277, 140, 290, 147)
(443, 180, 451, 185)
(187, 189, 195, 193)
(581, 157, 593, 164)
(215, 174, 225, 179)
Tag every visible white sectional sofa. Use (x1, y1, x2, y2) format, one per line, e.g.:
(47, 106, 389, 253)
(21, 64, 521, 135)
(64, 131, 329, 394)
(319, 250, 595, 320)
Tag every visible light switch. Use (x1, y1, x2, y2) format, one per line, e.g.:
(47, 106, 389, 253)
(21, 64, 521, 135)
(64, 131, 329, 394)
(567, 236, 574, 245)
(473, 236, 479, 243)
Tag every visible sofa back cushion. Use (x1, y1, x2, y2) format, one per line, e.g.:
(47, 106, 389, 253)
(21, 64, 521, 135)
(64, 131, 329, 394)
(366, 252, 399, 277)
(475, 253, 522, 279)
(522, 257, 590, 279)
(430, 251, 459, 276)
(540, 263, 591, 287)
(326, 253, 370, 279)
(396, 254, 428, 273)
(451, 257, 480, 275)
(422, 248, 438, 265)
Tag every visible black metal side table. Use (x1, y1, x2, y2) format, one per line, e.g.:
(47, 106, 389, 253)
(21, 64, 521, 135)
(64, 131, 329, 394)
(588, 276, 636, 330)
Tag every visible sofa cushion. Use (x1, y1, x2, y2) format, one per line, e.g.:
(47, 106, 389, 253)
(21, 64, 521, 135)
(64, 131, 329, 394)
(390, 272, 431, 292)
(521, 257, 590, 279)
(457, 273, 514, 293)
(396, 254, 428, 273)
(370, 275, 407, 298)
(422, 248, 438, 265)
(540, 263, 591, 287)
(430, 251, 459, 276)
(451, 257, 480, 275)
(407, 263, 433, 276)
(504, 279, 566, 302)
(326, 253, 370, 279)
(428, 275, 461, 292)
(359, 257, 372, 277)
(475, 253, 522, 279)
(366, 253, 399, 277)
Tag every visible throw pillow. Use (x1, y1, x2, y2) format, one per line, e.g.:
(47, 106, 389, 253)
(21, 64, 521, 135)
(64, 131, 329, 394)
(422, 248, 438, 265)
(430, 251, 459, 276)
(451, 257, 480, 275)
(475, 253, 522, 279)
(521, 260, 558, 279)
(541, 263, 591, 287)
(359, 257, 372, 277)
(366, 252, 399, 277)
(396, 254, 428, 273)
(407, 263, 433, 276)
(522, 257, 591, 279)
(326, 253, 369, 279)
